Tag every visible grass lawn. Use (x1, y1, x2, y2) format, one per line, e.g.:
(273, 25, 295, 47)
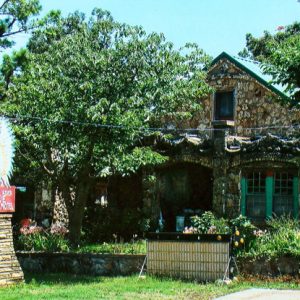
(0, 273, 299, 300)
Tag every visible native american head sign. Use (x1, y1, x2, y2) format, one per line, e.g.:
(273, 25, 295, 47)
(0, 117, 15, 213)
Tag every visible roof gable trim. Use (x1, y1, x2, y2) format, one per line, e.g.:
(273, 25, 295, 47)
(210, 52, 288, 99)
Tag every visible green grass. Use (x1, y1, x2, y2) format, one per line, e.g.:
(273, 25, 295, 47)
(76, 240, 146, 254)
(0, 273, 299, 300)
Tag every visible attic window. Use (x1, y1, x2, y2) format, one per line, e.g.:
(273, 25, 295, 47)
(214, 91, 234, 120)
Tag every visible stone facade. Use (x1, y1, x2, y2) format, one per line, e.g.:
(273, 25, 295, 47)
(187, 53, 300, 135)
(0, 214, 24, 286)
(141, 52, 300, 227)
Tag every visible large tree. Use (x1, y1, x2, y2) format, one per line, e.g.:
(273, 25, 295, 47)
(3, 9, 212, 243)
(239, 22, 300, 106)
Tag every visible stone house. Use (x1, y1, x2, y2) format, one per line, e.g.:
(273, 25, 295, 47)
(139, 52, 300, 231)
(15, 52, 300, 234)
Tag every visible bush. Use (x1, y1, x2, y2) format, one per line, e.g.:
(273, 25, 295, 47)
(243, 216, 300, 259)
(189, 213, 300, 259)
(17, 224, 69, 252)
(230, 215, 257, 253)
(189, 211, 230, 234)
(190, 211, 230, 234)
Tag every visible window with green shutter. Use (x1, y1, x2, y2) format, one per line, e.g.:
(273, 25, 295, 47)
(241, 170, 299, 220)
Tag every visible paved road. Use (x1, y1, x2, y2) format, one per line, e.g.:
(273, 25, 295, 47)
(214, 288, 300, 300)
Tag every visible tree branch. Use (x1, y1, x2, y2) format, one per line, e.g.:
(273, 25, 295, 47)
(7, 17, 16, 30)
(1, 27, 28, 37)
(0, 0, 11, 11)
(42, 163, 54, 175)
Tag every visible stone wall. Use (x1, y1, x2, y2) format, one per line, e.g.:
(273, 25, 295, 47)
(238, 257, 300, 277)
(0, 214, 24, 286)
(16, 251, 299, 278)
(181, 57, 300, 136)
(208, 60, 299, 133)
(17, 252, 145, 276)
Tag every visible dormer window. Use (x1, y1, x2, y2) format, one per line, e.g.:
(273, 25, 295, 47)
(214, 91, 234, 121)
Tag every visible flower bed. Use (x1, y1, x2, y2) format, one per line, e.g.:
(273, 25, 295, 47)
(15, 213, 300, 261)
(183, 212, 300, 260)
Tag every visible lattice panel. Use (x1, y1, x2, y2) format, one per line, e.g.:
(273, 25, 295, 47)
(147, 240, 229, 281)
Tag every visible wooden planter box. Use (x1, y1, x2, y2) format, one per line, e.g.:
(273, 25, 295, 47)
(146, 233, 231, 281)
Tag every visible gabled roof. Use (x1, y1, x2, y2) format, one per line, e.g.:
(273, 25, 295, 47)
(210, 52, 288, 100)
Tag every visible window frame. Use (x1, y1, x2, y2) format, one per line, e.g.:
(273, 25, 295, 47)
(213, 90, 235, 121)
(241, 171, 299, 220)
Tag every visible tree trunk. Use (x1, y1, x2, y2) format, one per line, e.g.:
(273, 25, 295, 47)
(59, 167, 92, 245)
(68, 180, 91, 245)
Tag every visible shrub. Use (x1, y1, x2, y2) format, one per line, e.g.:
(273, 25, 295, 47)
(17, 224, 69, 252)
(243, 217, 300, 259)
(190, 211, 230, 234)
(230, 215, 257, 253)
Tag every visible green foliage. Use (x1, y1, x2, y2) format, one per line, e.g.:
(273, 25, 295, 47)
(191, 211, 216, 233)
(190, 211, 230, 234)
(2, 8, 212, 242)
(0, 0, 42, 49)
(230, 215, 256, 240)
(239, 22, 300, 106)
(17, 230, 70, 252)
(241, 216, 300, 259)
(239, 22, 300, 61)
(0, 0, 41, 101)
(0, 2, 60, 102)
(267, 215, 299, 231)
(230, 215, 257, 254)
(261, 34, 300, 105)
(77, 240, 146, 255)
(190, 213, 300, 259)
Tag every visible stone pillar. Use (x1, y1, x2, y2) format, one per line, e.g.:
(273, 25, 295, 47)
(212, 120, 241, 218)
(0, 214, 24, 286)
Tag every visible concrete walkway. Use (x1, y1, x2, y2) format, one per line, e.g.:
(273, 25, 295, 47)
(214, 288, 300, 300)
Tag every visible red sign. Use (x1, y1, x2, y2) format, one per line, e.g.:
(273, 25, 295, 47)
(0, 186, 15, 213)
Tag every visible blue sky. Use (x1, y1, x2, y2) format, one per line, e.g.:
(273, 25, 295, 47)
(15, 0, 300, 58)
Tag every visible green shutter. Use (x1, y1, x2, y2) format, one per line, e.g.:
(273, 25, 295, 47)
(266, 175, 273, 219)
(241, 177, 247, 216)
(293, 177, 299, 219)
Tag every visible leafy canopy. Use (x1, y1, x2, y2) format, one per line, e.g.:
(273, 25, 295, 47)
(4, 9, 212, 184)
(239, 22, 300, 106)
